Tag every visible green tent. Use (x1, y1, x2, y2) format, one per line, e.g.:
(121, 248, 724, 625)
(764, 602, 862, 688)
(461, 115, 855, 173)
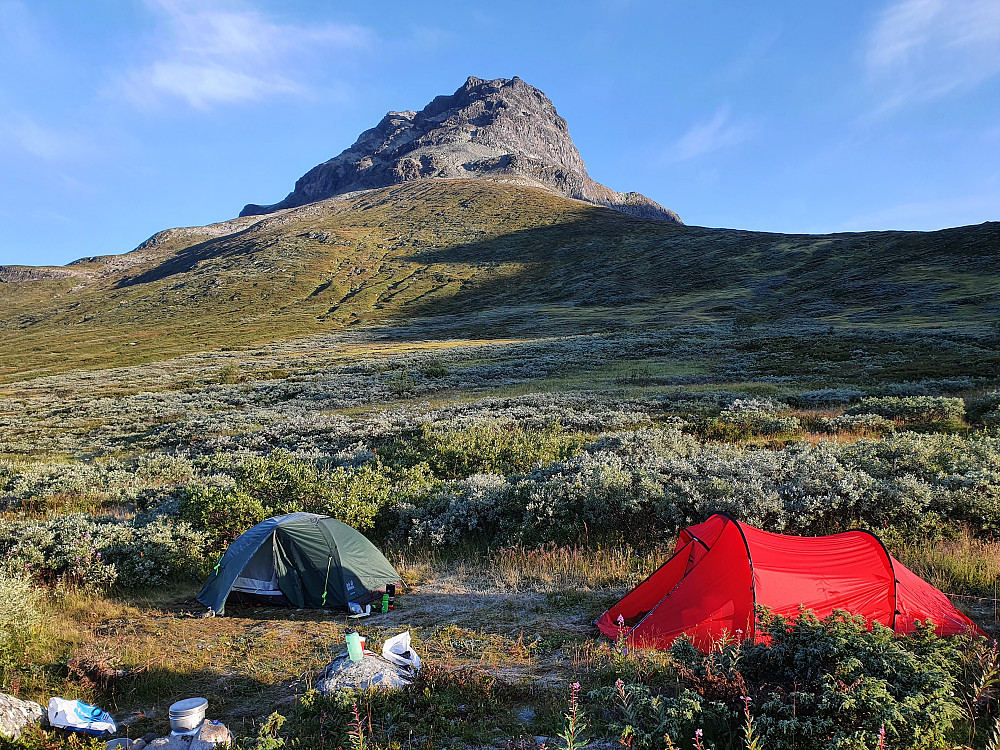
(197, 513, 401, 615)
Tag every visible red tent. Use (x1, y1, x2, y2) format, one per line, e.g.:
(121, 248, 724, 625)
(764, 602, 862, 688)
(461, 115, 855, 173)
(597, 513, 984, 650)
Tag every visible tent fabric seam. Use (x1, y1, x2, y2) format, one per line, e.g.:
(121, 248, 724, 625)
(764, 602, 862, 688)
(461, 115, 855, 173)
(847, 527, 900, 631)
(720, 514, 758, 642)
(591, 538, 695, 627)
(626, 540, 698, 636)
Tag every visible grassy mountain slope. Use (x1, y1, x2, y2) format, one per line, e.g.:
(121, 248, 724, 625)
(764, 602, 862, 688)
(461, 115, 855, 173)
(1, 179, 998, 382)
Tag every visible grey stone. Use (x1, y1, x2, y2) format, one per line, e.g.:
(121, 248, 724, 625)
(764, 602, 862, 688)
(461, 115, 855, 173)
(146, 737, 188, 749)
(317, 653, 414, 693)
(0, 692, 45, 739)
(142, 721, 230, 750)
(190, 721, 232, 749)
(241, 76, 681, 224)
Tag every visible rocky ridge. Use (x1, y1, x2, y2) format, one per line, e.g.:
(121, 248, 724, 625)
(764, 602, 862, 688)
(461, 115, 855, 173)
(241, 76, 681, 223)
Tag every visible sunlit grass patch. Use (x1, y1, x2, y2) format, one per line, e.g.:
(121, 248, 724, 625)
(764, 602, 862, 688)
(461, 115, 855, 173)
(488, 543, 668, 593)
(895, 533, 1000, 602)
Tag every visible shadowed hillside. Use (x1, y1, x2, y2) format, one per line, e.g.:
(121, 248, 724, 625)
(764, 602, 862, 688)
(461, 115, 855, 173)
(1, 179, 999, 382)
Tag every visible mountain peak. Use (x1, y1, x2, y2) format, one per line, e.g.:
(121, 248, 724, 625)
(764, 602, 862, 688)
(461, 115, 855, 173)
(241, 76, 681, 223)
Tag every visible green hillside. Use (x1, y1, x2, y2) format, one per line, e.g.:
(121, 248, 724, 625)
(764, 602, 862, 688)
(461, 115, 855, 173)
(1, 179, 998, 382)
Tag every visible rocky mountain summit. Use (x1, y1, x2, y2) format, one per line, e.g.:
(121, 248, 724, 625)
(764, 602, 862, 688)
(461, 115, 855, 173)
(241, 76, 681, 223)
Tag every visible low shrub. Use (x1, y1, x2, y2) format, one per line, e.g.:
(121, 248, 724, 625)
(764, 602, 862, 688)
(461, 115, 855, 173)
(0, 454, 194, 514)
(968, 391, 1000, 424)
(402, 427, 1000, 545)
(179, 450, 437, 545)
(261, 664, 521, 748)
(2, 727, 105, 749)
(0, 514, 207, 589)
(692, 411, 801, 442)
(380, 422, 591, 479)
(595, 611, 969, 750)
(819, 413, 897, 436)
(419, 359, 449, 378)
(846, 396, 966, 427)
(790, 389, 865, 407)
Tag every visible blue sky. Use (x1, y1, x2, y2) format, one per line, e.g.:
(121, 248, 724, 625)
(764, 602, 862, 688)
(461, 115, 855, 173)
(1, 0, 998, 267)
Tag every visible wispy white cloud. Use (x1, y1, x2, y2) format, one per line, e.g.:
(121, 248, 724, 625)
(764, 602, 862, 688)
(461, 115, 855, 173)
(865, 0, 1000, 110)
(113, 0, 371, 110)
(0, 113, 85, 161)
(665, 106, 757, 164)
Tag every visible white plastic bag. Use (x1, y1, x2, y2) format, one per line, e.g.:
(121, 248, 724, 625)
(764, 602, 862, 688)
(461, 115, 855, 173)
(381, 630, 421, 670)
(47, 697, 117, 736)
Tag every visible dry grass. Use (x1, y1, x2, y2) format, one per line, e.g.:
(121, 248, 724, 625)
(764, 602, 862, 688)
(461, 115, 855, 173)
(895, 534, 1000, 626)
(487, 543, 668, 593)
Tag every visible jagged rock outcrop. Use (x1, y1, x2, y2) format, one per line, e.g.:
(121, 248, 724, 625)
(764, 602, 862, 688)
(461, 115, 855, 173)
(242, 76, 681, 223)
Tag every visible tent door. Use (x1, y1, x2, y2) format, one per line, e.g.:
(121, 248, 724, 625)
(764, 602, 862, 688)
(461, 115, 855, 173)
(232, 538, 281, 595)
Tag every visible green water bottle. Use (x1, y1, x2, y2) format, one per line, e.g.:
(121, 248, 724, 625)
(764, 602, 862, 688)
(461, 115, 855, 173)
(381, 593, 390, 613)
(345, 629, 363, 661)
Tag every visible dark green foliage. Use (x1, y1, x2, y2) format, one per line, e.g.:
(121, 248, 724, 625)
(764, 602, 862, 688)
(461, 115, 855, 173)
(597, 612, 971, 750)
(969, 391, 1000, 425)
(419, 359, 449, 378)
(179, 451, 436, 544)
(380, 422, 591, 479)
(596, 677, 736, 749)
(742, 612, 963, 750)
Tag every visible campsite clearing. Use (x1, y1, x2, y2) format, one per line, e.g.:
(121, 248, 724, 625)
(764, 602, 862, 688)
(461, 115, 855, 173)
(17, 545, 662, 743)
(13, 540, 997, 747)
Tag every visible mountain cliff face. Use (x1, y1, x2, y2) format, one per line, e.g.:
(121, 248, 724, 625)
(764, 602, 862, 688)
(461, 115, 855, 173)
(241, 76, 681, 223)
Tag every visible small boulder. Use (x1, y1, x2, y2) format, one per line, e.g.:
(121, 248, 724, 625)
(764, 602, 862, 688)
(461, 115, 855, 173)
(142, 721, 231, 749)
(317, 653, 414, 693)
(191, 721, 232, 749)
(0, 693, 45, 739)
